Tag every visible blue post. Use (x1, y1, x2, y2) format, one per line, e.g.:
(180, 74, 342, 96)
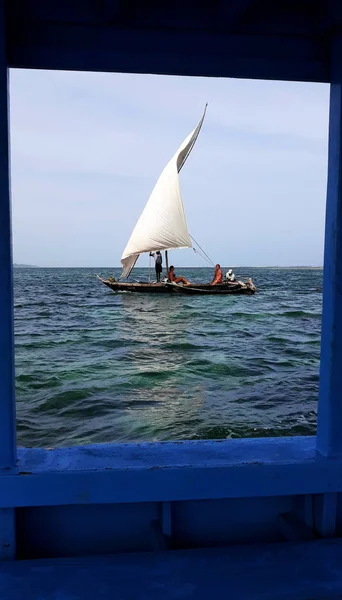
(0, 0, 16, 470)
(317, 81, 342, 457)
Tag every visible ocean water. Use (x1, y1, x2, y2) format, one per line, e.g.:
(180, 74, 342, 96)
(14, 267, 322, 448)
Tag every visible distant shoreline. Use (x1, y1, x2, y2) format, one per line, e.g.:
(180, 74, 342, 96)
(13, 263, 37, 268)
(14, 265, 323, 270)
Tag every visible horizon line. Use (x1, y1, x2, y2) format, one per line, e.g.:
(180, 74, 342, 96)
(14, 264, 324, 269)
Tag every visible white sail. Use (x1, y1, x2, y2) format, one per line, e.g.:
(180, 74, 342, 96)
(120, 105, 207, 279)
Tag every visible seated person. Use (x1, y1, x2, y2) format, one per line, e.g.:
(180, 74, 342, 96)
(168, 265, 190, 285)
(226, 269, 236, 282)
(211, 264, 223, 285)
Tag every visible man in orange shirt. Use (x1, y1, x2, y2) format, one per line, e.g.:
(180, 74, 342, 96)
(211, 264, 223, 285)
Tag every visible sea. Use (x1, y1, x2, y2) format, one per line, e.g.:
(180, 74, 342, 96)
(14, 267, 322, 448)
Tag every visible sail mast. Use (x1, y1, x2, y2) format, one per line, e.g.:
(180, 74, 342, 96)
(165, 250, 169, 278)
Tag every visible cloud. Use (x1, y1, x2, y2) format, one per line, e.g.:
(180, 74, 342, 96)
(10, 69, 329, 267)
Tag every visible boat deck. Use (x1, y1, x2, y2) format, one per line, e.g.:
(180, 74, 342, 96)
(1, 539, 342, 599)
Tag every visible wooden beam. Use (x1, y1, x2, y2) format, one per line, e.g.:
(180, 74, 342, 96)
(6, 20, 329, 82)
(317, 37, 342, 456)
(0, 437, 339, 508)
(101, 0, 126, 23)
(0, 0, 16, 471)
(313, 493, 337, 537)
(277, 512, 316, 542)
(219, 0, 256, 33)
(0, 508, 15, 559)
(0, 0, 16, 560)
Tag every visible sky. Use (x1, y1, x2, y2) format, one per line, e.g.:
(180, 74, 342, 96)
(9, 69, 329, 268)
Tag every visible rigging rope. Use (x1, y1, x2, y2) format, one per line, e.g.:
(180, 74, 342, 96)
(190, 235, 215, 267)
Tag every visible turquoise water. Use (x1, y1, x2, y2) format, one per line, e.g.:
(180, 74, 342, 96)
(14, 267, 322, 447)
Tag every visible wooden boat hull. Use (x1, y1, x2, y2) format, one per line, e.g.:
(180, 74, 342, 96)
(97, 276, 256, 295)
(97, 277, 173, 293)
(167, 283, 256, 295)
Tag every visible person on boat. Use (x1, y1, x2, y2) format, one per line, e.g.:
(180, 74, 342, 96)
(226, 269, 236, 282)
(211, 264, 223, 285)
(149, 251, 163, 283)
(168, 265, 190, 285)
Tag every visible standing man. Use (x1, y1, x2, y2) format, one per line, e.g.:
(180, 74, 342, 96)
(150, 251, 163, 282)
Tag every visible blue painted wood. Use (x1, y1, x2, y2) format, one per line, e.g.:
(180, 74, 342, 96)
(0, 1, 17, 558)
(172, 496, 291, 548)
(18, 436, 320, 473)
(1, 437, 340, 508)
(0, 510, 15, 560)
(162, 502, 172, 538)
(0, 0, 16, 471)
(6, 0, 316, 27)
(150, 519, 167, 551)
(317, 83, 342, 457)
(6, 0, 340, 38)
(277, 512, 316, 541)
(304, 493, 315, 529)
(314, 493, 337, 537)
(16, 497, 291, 557)
(6, 21, 328, 82)
(1, 540, 342, 599)
(17, 503, 162, 558)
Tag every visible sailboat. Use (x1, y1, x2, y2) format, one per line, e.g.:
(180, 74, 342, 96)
(98, 106, 256, 296)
